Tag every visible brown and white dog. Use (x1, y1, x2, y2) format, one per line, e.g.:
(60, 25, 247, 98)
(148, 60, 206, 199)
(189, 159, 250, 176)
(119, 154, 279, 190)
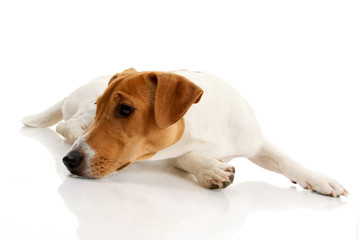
(22, 68, 348, 197)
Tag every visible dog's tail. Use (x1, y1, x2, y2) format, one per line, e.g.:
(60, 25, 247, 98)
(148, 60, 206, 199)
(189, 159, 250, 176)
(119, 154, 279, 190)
(21, 99, 65, 128)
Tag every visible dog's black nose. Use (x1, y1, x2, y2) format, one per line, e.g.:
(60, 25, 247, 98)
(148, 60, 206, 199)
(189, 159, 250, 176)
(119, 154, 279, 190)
(63, 151, 83, 171)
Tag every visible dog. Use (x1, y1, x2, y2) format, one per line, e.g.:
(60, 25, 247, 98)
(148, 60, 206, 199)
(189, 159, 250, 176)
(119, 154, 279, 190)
(22, 68, 348, 197)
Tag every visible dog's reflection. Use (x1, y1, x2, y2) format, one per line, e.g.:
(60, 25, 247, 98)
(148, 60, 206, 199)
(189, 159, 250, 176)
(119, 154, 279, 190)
(58, 177, 345, 240)
(21, 127, 345, 240)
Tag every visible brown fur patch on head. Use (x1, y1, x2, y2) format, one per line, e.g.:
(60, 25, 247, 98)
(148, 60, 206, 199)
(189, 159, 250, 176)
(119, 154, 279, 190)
(108, 68, 138, 86)
(80, 70, 202, 178)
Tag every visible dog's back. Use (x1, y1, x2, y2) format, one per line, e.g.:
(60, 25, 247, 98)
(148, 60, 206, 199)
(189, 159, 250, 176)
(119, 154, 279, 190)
(151, 70, 263, 162)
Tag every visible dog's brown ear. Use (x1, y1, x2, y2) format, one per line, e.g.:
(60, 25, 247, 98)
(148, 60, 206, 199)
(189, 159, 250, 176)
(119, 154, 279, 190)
(148, 72, 203, 129)
(108, 68, 138, 85)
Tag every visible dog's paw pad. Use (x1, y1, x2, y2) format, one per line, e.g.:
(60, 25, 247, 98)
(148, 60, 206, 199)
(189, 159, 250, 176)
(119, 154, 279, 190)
(229, 174, 234, 183)
(209, 179, 231, 190)
(223, 180, 231, 188)
(210, 184, 220, 189)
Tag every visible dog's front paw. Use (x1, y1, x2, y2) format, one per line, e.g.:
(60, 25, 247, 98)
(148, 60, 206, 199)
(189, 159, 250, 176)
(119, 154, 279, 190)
(56, 122, 84, 143)
(195, 162, 235, 190)
(294, 171, 348, 197)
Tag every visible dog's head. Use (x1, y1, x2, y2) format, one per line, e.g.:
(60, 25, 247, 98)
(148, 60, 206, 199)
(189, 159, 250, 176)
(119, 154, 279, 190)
(62, 68, 203, 178)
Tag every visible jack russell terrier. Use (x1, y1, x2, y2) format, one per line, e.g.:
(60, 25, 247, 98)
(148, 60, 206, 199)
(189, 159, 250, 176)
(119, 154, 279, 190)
(22, 68, 348, 197)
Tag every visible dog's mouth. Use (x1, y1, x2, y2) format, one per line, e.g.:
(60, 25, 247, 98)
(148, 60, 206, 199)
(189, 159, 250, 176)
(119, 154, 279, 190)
(116, 162, 131, 171)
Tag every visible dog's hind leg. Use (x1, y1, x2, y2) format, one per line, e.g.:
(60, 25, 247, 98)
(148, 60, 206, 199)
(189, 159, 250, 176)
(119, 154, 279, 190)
(247, 139, 348, 197)
(22, 99, 65, 128)
(174, 151, 236, 189)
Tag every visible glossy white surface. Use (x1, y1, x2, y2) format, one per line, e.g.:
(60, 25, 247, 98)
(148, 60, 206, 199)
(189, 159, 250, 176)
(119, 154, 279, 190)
(1, 1, 358, 239)
(1, 123, 358, 240)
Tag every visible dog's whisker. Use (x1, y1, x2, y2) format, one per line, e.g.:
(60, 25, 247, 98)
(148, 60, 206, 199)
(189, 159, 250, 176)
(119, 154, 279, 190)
(93, 165, 112, 176)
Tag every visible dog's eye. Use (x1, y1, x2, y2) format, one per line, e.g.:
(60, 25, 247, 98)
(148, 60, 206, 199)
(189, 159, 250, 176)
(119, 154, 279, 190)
(116, 104, 134, 117)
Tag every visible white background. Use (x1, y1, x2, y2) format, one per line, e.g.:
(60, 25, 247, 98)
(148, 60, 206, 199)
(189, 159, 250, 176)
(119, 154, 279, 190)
(1, 0, 358, 239)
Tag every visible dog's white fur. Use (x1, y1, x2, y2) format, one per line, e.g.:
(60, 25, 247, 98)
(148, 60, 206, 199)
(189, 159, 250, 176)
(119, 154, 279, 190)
(22, 70, 347, 197)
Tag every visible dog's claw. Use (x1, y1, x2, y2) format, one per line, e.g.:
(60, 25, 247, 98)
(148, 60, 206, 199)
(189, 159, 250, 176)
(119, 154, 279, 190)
(305, 183, 313, 192)
(331, 190, 337, 198)
(226, 167, 235, 174)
